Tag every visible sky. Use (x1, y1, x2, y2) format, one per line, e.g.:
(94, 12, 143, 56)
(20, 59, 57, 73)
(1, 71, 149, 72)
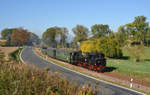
(0, 0, 150, 37)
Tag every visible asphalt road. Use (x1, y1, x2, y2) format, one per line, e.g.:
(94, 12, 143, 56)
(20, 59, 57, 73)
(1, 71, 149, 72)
(21, 47, 144, 95)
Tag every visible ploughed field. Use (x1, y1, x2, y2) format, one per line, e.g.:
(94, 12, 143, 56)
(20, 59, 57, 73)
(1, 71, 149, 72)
(0, 46, 18, 59)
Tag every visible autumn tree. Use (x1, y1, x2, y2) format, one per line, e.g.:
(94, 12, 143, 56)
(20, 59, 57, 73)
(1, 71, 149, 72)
(11, 28, 29, 46)
(72, 25, 89, 48)
(80, 40, 97, 53)
(80, 37, 122, 58)
(91, 24, 110, 38)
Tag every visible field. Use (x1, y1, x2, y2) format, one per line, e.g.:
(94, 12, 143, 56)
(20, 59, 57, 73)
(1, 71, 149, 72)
(0, 46, 18, 59)
(107, 47, 150, 83)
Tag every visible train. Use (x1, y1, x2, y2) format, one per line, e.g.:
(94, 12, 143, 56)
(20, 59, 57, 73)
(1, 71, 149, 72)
(41, 47, 106, 72)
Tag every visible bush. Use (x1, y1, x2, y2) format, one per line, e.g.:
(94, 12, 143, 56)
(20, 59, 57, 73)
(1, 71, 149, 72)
(96, 37, 123, 58)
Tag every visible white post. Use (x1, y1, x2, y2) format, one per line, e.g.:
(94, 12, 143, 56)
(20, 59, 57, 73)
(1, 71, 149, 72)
(130, 78, 133, 88)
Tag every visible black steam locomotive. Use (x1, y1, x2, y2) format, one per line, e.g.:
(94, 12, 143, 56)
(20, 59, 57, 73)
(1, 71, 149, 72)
(41, 48, 106, 72)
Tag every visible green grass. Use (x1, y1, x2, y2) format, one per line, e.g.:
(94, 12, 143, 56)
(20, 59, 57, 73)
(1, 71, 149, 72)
(123, 47, 150, 61)
(107, 47, 150, 81)
(107, 59, 150, 76)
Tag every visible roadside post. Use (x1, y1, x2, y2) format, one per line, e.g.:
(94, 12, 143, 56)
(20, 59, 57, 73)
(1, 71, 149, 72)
(130, 78, 133, 88)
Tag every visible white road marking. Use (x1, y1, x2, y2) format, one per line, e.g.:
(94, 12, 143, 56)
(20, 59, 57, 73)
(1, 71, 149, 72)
(19, 48, 25, 64)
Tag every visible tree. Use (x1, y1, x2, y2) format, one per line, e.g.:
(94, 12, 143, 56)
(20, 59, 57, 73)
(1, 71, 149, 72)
(59, 27, 68, 47)
(115, 25, 128, 47)
(96, 37, 122, 58)
(28, 32, 41, 46)
(145, 27, 150, 46)
(1, 28, 13, 40)
(11, 28, 29, 46)
(72, 25, 89, 48)
(42, 26, 69, 48)
(1, 28, 13, 45)
(125, 16, 149, 44)
(91, 24, 110, 38)
(133, 16, 149, 44)
(80, 37, 122, 58)
(80, 40, 97, 53)
(42, 27, 59, 48)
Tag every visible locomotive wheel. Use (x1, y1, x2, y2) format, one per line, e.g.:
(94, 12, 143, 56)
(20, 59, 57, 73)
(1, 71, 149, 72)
(97, 66, 105, 72)
(82, 62, 88, 68)
(77, 62, 82, 67)
(88, 65, 94, 71)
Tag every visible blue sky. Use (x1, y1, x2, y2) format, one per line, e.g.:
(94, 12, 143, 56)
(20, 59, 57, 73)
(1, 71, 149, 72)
(0, 0, 150, 37)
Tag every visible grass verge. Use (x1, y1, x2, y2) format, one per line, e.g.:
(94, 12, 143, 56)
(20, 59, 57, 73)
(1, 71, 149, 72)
(9, 47, 23, 61)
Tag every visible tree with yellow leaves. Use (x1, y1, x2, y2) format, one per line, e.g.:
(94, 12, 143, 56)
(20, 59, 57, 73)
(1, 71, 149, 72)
(80, 37, 123, 58)
(80, 40, 97, 53)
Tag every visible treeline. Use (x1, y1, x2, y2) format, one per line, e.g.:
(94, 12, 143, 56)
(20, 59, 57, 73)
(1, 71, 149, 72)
(1, 16, 150, 58)
(0, 27, 40, 46)
(42, 16, 150, 58)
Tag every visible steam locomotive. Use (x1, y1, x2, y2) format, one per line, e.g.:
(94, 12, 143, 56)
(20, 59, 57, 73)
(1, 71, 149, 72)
(41, 47, 106, 72)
